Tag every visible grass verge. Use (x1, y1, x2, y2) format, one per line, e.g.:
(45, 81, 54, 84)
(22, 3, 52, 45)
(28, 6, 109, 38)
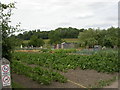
(12, 81, 25, 88)
(89, 76, 118, 88)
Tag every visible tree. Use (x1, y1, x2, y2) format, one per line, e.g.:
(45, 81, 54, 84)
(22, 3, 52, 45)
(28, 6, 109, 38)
(16, 27, 82, 40)
(29, 35, 45, 47)
(1, 2, 17, 60)
(78, 28, 97, 48)
(48, 31, 62, 45)
(106, 27, 118, 47)
(78, 27, 119, 48)
(9, 35, 23, 47)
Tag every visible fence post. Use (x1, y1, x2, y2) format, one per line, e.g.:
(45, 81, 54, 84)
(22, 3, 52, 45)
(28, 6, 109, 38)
(0, 58, 2, 90)
(0, 58, 12, 89)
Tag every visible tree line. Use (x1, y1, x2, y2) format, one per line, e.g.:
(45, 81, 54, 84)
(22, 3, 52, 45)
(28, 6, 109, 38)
(12, 27, 84, 40)
(78, 27, 119, 48)
(9, 27, 119, 48)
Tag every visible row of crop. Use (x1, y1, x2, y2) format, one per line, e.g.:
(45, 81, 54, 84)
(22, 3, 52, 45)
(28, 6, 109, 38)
(12, 51, 119, 73)
(76, 49, 118, 55)
(40, 49, 77, 53)
(11, 60, 67, 85)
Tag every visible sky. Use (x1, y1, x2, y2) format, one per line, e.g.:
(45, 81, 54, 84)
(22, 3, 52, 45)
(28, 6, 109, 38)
(1, 0, 119, 32)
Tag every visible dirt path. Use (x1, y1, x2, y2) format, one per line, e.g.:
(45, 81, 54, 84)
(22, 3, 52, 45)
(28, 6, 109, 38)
(12, 68, 117, 88)
(105, 80, 119, 88)
(61, 68, 117, 87)
(12, 73, 80, 88)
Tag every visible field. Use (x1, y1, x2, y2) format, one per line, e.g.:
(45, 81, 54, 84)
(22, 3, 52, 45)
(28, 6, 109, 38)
(11, 49, 119, 88)
(44, 38, 79, 43)
(23, 38, 79, 44)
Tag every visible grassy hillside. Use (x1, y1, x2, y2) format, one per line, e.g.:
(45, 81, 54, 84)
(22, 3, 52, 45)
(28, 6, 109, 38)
(23, 38, 79, 44)
(44, 38, 79, 43)
(62, 38, 79, 43)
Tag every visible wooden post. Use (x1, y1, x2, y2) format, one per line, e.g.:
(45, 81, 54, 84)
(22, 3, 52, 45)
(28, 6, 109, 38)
(0, 58, 2, 90)
(0, 58, 12, 89)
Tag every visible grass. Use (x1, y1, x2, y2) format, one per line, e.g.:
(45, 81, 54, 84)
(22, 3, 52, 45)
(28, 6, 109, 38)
(23, 38, 79, 44)
(12, 81, 25, 88)
(44, 38, 79, 44)
(23, 40, 29, 44)
(62, 38, 79, 43)
(89, 76, 118, 88)
(44, 39, 49, 43)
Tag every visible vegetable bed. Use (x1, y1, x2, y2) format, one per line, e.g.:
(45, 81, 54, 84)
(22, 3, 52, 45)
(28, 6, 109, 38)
(11, 60, 67, 85)
(12, 50, 119, 73)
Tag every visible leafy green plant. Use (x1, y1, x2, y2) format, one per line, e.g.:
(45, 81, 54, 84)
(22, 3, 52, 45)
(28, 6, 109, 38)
(12, 49, 119, 73)
(11, 61, 67, 85)
(89, 76, 118, 88)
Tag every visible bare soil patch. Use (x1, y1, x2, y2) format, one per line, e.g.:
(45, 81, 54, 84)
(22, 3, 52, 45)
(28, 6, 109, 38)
(12, 68, 117, 88)
(12, 73, 80, 88)
(60, 68, 117, 87)
(105, 80, 119, 88)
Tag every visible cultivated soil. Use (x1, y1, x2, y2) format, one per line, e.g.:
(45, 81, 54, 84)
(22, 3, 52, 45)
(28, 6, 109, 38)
(105, 81, 118, 88)
(12, 68, 118, 88)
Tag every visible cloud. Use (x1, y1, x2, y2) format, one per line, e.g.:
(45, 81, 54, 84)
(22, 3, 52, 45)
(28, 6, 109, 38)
(86, 23, 117, 29)
(58, 22, 71, 26)
(1, 0, 119, 30)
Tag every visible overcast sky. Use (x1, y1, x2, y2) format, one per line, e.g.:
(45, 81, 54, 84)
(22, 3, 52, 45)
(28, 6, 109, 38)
(1, 0, 119, 31)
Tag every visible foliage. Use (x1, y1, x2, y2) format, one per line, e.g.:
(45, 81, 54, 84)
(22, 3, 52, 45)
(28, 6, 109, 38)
(40, 49, 76, 53)
(12, 49, 119, 73)
(40, 49, 52, 53)
(89, 76, 118, 88)
(76, 48, 118, 55)
(10, 26, 119, 48)
(1, 2, 16, 60)
(28, 35, 45, 47)
(76, 49, 95, 55)
(15, 27, 83, 40)
(11, 60, 67, 85)
(78, 27, 119, 48)
(78, 28, 97, 47)
(9, 35, 23, 47)
(55, 27, 84, 38)
(52, 49, 76, 53)
(48, 31, 62, 45)
(12, 81, 25, 88)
